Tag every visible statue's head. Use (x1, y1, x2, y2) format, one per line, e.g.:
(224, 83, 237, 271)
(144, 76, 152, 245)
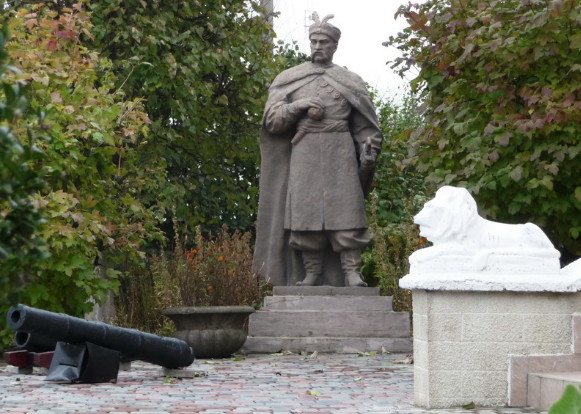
(309, 12, 340, 65)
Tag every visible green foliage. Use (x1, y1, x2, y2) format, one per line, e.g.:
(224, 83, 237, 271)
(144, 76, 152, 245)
(89, 0, 280, 234)
(2, 3, 164, 324)
(387, 0, 581, 260)
(363, 194, 427, 311)
(274, 40, 310, 69)
(549, 384, 581, 414)
(0, 23, 49, 348)
(0, 0, 320, 346)
(115, 225, 270, 335)
(361, 90, 429, 310)
(372, 91, 427, 226)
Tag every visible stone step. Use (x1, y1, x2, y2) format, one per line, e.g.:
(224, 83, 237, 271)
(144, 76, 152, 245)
(248, 310, 410, 338)
(273, 286, 380, 296)
(264, 295, 393, 311)
(242, 336, 413, 354)
(527, 371, 581, 410)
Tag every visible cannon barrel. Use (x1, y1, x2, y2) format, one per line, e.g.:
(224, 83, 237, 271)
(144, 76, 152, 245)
(7, 304, 194, 368)
(13, 331, 58, 353)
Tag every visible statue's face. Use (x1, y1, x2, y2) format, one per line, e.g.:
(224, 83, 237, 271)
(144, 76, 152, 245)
(310, 33, 337, 65)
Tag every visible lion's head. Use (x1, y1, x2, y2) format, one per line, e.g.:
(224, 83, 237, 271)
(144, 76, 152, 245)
(414, 186, 478, 244)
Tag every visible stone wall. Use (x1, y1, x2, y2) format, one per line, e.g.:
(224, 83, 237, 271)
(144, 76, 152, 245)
(412, 290, 581, 408)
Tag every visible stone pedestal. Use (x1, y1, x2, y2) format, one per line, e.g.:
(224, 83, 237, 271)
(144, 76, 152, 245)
(241, 286, 412, 354)
(400, 273, 581, 409)
(398, 185, 581, 409)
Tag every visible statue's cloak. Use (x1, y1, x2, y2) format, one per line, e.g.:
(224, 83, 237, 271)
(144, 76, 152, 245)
(252, 62, 381, 286)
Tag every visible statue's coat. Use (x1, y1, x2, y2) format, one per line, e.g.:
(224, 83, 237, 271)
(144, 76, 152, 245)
(252, 62, 382, 286)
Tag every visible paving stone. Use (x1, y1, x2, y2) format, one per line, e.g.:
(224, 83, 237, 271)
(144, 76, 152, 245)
(0, 354, 545, 413)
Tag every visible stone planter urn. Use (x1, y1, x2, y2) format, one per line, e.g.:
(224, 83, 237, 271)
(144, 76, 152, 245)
(162, 306, 255, 358)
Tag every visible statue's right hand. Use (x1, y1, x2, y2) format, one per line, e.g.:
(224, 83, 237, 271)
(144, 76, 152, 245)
(291, 97, 324, 112)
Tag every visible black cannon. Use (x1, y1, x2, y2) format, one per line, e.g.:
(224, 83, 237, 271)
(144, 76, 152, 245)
(7, 304, 194, 369)
(13, 330, 58, 353)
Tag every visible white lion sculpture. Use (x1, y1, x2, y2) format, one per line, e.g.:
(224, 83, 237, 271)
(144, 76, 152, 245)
(409, 186, 561, 275)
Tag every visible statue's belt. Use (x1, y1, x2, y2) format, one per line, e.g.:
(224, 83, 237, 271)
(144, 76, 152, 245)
(291, 119, 349, 145)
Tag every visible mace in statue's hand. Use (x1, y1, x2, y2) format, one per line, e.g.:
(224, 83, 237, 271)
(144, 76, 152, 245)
(360, 137, 376, 169)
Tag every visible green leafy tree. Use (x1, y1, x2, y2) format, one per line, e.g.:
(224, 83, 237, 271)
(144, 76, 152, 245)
(275, 40, 310, 69)
(362, 90, 428, 310)
(88, 0, 280, 234)
(2, 3, 164, 319)
(387, 0, 581, 262)
(372, 90, 427, 226)
(0, 24, 49, 346)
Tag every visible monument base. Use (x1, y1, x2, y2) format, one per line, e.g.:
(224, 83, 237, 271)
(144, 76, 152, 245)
(241, 286, 412, 354)
(410, 289, 581, 408)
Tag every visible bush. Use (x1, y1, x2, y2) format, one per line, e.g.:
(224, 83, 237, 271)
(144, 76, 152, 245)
(114, 225, 270, 335)
(155, 225, 269, 308)
(2, 3, 165, 322)
(0, 24, 49, 349)
(387, 0, 581, 261)
(361, 90, 429, 311)
(363, 193, 428, 312)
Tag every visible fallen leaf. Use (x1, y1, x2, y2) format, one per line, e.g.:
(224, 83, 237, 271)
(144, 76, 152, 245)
(270, 350, 294, 357)
(357, 351, 378, 357)
(394, 355, 414, 364)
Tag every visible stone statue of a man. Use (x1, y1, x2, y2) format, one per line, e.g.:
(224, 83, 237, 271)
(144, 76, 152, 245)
(252, 13, 382, 287)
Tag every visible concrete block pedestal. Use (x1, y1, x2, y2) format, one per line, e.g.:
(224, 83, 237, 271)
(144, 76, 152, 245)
(410, 288, 581, 408)
(400, 272, 581, 409)
(398, 185, 581, 409)
(241, 286, 412, 354)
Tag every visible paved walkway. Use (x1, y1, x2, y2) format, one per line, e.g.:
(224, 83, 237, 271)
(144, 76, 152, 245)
(0, 353, 546, 414)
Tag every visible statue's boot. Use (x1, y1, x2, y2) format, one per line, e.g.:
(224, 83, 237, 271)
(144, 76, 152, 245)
(296, 251, 323, 286)
(340, 250, 368, 287)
